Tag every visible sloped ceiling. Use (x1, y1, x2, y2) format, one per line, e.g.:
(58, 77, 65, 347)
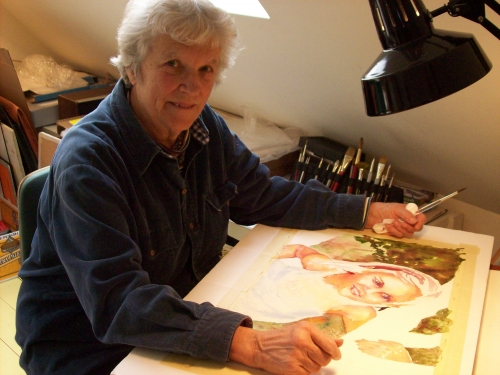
(1, 0, 499, 215)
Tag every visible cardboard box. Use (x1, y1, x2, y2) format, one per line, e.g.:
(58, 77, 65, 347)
(396, 185, 435, 206)
(27, 99, 59, 128)
(58, 86, 113, 119)
(56, 115, 84, 135)
(0, 49, 36, 129)
(0, 231, 20, 280)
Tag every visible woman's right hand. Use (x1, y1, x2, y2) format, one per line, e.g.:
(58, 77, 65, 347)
(229, 322, 343, 375)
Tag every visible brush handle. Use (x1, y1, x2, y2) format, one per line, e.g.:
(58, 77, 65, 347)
(383, 186, 392, 202)
(369, 181, 380, 198)
(331, 170, 345, 192)
(375, 186, 386, 202)
(418, 192, 459, 213)
(346, 165, 357, 194)
(319, 165, 330, 184)
(292, 161, 304, 181)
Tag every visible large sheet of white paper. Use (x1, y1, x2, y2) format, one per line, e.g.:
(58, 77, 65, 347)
(112, 225, 493, 375)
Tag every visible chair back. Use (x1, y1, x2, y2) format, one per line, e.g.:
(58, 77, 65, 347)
(17, 166, 50, 263)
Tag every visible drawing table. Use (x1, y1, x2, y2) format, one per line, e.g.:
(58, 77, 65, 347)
(112, 225, 497, 375)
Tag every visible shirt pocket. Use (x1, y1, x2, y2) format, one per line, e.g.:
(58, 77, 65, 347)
(143, 221, 179, 261)
(205, 181, 237, 211)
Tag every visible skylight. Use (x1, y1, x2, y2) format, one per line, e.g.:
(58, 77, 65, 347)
(208, 0, 269, 19)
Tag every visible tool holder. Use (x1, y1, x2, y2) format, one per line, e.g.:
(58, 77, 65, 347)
(293, 136, 403, 203)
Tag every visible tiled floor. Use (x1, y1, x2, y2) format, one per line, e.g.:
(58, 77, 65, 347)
(0, 276, 24, 375)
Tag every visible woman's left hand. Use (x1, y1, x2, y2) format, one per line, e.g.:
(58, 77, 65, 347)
(365, 202, 426, 238)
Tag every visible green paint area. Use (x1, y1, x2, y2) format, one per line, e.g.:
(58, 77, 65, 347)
(254, 313, 346, 338)
(311, 235, 465, 285)
(410, 308, 453, 335)
(405, 346, 442, 366)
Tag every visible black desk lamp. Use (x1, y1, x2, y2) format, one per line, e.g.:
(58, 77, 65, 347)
(362, 0, 499, 116)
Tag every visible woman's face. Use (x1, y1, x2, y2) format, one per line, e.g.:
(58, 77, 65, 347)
(128, 34, 220, 145)
(324, 270, 422, 304)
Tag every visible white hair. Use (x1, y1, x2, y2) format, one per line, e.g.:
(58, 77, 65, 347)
(110, 0, 240, 85)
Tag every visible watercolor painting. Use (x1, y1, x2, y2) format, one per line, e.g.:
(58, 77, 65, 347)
(146, 226, 491, 375)
(215, 227, 484, 375)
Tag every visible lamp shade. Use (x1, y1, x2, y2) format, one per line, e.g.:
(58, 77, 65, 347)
(362, 0, 492, 116)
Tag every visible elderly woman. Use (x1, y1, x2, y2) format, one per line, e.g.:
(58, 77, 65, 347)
(15, 1, 425, 374)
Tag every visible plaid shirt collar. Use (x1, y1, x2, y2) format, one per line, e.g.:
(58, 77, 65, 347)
(162, 119, 209, 162)
(190, 119, 210, 146)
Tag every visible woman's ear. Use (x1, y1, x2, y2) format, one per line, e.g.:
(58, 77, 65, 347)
(126, 67, 137, 86)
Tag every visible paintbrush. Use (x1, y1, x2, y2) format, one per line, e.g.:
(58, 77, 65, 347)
(354, 162, 368, 195)
(375, 174, 387, 202)
(332, 146, 357, 192)
(355, 137, 363, 165)
(370, 156, 387, 198)
(346, 165, 355, 194)
(373, 157, 387, 186)
(364, 158, 375, 196)
(319, 161, 331, 184)
(314, 157, 324, 180)
(293, 141, 308, 181)
(366, 158, 375, 184)
(347, 138, 364, 194)
(325, 160, 340, 188)
(375, 165, 391, 201)
(372, 188, 466, 234)
(383, 172, 395, 202)
(299, 153, 312, 183)
(383, 164, 391, 182)
(355, 168, 364, 195)
(417, 188, 467, 214)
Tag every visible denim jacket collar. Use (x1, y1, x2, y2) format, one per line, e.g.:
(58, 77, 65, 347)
(108, 80, 162, 176)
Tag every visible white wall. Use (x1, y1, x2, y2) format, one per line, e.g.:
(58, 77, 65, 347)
(0, 5, 53, 59)
(1, 0, 499, 252)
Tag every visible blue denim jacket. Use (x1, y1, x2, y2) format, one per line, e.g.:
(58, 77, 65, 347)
(16, 80, 368, 375)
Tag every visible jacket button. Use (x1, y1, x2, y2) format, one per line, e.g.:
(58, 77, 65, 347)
(189, 223, 194, 229)
(182, 189, 187, 195)
(150, 249, 155, 256)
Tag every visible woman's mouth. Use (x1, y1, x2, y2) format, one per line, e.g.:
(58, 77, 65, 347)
(170, 102, 194, 109)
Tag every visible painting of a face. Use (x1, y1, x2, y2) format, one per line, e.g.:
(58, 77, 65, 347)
(324, 270, 422, 304)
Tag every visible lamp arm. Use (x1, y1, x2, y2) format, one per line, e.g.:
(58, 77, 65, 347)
(430, 5, 449, 18)
(430, 0, 500, 39)
(484, 0, 500, 14)
(479, 14, 500, 38)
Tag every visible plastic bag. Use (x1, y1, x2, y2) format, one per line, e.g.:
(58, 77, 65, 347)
(16, 54, 74, 89)
(216, 107, 304, 162)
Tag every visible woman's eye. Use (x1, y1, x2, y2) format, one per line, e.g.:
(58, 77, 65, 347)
(200, 65, 213, 73)
(381, 293, 391, 301)
(373, 277, 384, 287)
(166, 60, 178, 67)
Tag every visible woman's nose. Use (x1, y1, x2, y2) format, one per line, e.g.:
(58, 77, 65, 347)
(355, 283, 369, 294)
(179, 71, 201, 93)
